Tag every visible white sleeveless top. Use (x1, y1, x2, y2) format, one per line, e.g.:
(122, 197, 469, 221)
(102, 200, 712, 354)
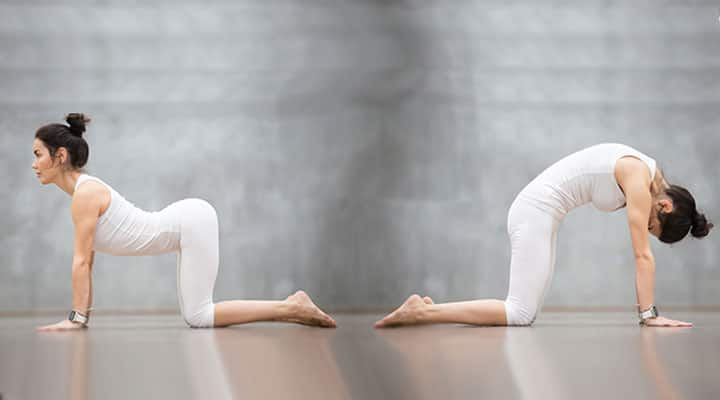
(74, 175, 181, 256)
(517, 143, 657, 219)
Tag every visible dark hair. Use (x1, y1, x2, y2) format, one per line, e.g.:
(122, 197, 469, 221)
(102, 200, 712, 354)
(658, 184, 713, 243)
(35, 113, 91, 169)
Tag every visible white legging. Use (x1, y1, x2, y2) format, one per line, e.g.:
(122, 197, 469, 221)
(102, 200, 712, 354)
(173, 199, 219, 328)
(504, 197, 561, 326)
(170, 195, 557, 328)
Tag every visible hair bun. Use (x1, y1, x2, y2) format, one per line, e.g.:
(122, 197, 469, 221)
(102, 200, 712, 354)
(65, 113, 91, 137)
(690, 211, 713, 238)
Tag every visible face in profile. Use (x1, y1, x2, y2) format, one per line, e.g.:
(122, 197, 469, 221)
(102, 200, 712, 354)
(32, 138, 62, 185)
(648, 212, 661, 238)
(647, 199, 673, 238)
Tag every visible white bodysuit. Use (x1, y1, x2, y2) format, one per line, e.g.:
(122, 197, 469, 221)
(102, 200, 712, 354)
(504, 143, 656, 325)
(75, 175, 218, 328)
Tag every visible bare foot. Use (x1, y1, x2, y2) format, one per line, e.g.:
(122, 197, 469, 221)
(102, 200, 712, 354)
(375, 294, 430, 328)
(284, 290, 337, 328)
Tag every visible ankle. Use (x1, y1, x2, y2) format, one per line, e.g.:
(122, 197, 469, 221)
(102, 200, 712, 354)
(418, 304, 437, 323)
(280, 300, 298, 320)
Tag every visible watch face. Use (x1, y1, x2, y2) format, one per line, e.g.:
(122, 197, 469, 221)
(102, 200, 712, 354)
(68, 311, 84, 323)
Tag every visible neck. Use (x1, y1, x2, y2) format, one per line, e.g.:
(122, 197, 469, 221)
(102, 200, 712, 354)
(54, 170, 84, 196)
(649, 168, 669, 198)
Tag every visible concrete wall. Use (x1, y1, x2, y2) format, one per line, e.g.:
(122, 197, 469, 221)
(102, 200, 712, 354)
(1, 0, 718, 311)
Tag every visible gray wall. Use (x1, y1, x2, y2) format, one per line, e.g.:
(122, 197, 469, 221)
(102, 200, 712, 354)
(1, 0, 718, 311)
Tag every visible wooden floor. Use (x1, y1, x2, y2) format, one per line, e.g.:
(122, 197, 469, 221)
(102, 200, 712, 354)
(1, 312, 718, 400)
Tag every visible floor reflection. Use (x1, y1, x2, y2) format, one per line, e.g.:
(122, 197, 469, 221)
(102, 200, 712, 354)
(212, 326, 350, 399)
(373, 325, 516, 399)
(2, 314, 713, 400)
(639, 328, 685, 400)
(503, 328, 571, 400)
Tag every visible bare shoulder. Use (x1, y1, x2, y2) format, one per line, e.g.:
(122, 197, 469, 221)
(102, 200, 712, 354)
(615, 155, 649, 174)
(615, 156, 651, 188)
(72, 180, 110, 217)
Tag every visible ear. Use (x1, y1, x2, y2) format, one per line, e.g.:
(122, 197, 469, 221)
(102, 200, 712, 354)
(657, 198, 674, 214)
(56, 147, 68, 165)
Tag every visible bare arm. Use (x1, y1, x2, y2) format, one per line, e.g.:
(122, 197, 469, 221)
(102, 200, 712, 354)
(37, 183, 104, 331)
(616, 158, 691, 327)
(622, 175, 656, 310)
(616, 157, 656, 310)
(70, 186, 101, 314)
(88, 250, 95, 309)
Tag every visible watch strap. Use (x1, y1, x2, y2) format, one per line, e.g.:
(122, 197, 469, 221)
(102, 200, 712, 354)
(637, 305, 659, 325)
(68, 310, 89, 325)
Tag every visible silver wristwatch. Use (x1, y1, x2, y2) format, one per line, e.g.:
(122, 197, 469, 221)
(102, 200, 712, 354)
(637, 305, 659, 325)
(68, 310, 89, 326)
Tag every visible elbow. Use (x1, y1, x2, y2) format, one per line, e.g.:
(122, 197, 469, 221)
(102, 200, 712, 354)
(72, 261, 92, 274)
(634, 252, 654, 263)
(634, 254, 655, 271)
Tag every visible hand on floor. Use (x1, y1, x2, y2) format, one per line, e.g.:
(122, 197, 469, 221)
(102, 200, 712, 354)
(37, 319, 86, 332)
(642, 316, 692, 327)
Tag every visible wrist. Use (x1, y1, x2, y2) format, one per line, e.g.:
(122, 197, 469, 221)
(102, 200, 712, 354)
(68, 309, 89, 326)
(281, 301, 297, 321)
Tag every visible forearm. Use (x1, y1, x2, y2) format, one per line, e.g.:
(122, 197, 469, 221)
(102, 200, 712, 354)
(423, 300, 507, 326)
(635, 256, 656, 310)
(71, 262, 93, 313)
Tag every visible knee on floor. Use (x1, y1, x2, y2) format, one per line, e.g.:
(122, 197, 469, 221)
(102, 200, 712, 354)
(183, 303, 215, 328)
(504, 301, 537, 326)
